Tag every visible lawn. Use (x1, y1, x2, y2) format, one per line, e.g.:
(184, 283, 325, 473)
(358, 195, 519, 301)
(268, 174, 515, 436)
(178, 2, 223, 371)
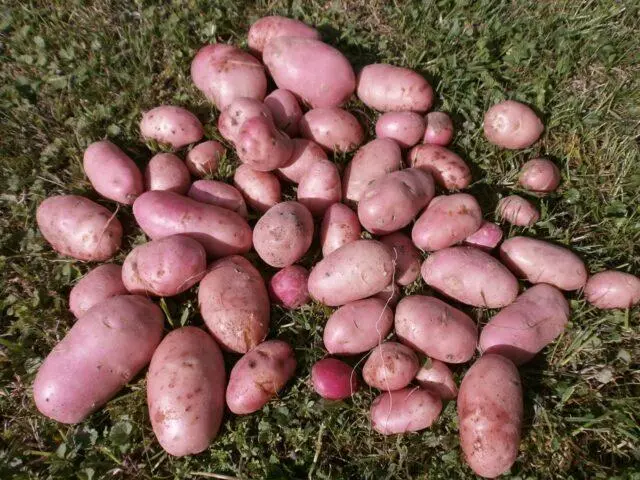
(1, 0, 639, 478)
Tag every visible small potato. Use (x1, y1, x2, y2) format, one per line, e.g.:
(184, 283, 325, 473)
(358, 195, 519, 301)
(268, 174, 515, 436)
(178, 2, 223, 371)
(371, 387, 442, 435)
(145, 153, 191, 194)
(299, 107, 364, 153)
(140, 106, 204, 149)
(236, 116, 294, 171)
(226, 340, 296, 414)
(320, 203, 361, 256)
(185, 141, 226, 177)
(33, 296, 163, 423)
(83, 140, 143, 204)
(375, 111, 425, 148)
(463, 221, 503, 251)
(484, 100, 544, 149)
(253, 201, 314, 267)
(415, 359, 457, 400)
(422, 246, 518, 308)
(311, 358, 360, 400)
(188, 180, 248, 218)
(480, 284, 569, 365)
(297, 159, 342, 216)
(248, 16, 320, 55)
(122, 235, 206, 297)
(363, 342, 419, 391)
(198, 255, 270, 353)
(458, 354, 523, 478)
(372, 282, 402, 307)
(264, 89, 303, 137)
(424, 112, 453, 146)
(358, 169, 435, 235)
(584, 270, 640, 309)
(69, 264, 127, 318)
(268, 265, 310, 309)
(37, 195, 122, 261)
(217, 97, 273, 144)
(518, 158, 561, 193)
(408, 144, 472, 190)
(379, 232, 421, 286)
(233, 164, 282, 213)
(497, 195, 540, 227)
(277, 138, 328, 184)
(308, 240, 394, 306)
(357, 64, 433, 112)
(412, 194, 483, 251)
(499, 236, 588, 291)
(323, 298, 393, 355)
(147, 327, 225, 457)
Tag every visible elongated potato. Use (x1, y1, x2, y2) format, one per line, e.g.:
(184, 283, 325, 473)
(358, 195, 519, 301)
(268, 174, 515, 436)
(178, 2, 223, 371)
(185, 140, 226, 177)
(464, 221, 503, 251)
(268, 265, 310, 309)
(311, 358, 360, 400)
(379, 232, 421, 286)
(237, 116, 294, 171)
(248, 16, 320, 55)
(188, 180, 248, 218)
(518, 158, 561, 193)
(277, 138, 327, 184)
(147, 327, 225, 457)
(363, 342, 419, 391)
(484, 100, 543, 149)
(320, 203, 361, 256)
(297, 159, 341, 216)
(371, 387, 442, 435)
(69, 264, 127, 318)
(415, 359, 458, 400)
(264, 89, 303, 137)
(217, 97, 274, 144)
(408, 144, 472, 190)
(140, 106, 204, 149)
(424, 112, 453, 146)
(33, 296, 164, 423)
(375, 111, 425, 148)
(357, 64, 433, 112)
(233, 165, 282, 213)
(497, 195, 540, 227)
(299, 107, 364, 153)
(145, 153, 191, 195)
(584, 270, 640, 309)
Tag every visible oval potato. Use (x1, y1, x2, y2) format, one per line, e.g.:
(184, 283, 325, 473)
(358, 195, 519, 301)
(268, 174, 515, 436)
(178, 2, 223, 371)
(320, 203, 362, 256)
(277, 138, 327, 184)
(584, 270, 640, 309)
(299, 107, 364, 153)
(233, 164, 282, 214)
(264, 88, 303, 137)
(463, 221, 503, 251)
(375, 111, 425, 148)
(145, 153, 191, 194)
(424, 112, 454, 146)
(379, 232, 421, 286)
(217, 97, 273, 145)
(311, 357, 360, 400)
(518, 158, 561, 193)
(497, 195, 540, 227)
(69, 264, 128, 318)
(357, 63, 433, 112)
(268, 265, 310, 309)
(248, 16, 320, 55)
(363, 342, 419, 391)
(185, 140, 226, 177)
(237, 116, 294, 171)
(297, 159, 341, 216)
(188, 180, 248, 218)
(140, 105, 204, 149)
(484, 100, 543, 149)
(371, 387, 442, 435)
(408, 144, 472, 190)
(415, 359, 458, 400)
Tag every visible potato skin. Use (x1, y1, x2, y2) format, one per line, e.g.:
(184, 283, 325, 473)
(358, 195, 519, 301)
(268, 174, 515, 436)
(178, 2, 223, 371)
(311, 358, 360, 400)
(277, 138, 327, 184)
(299, 107, 364, 153)
(264, 88, 303, 137)
(408, 144, 472, 190)
(297, 159, 342, 216)
(140, 106, 204, 149)
(237, 116, 294, 171)
(424, 112, 454, 146)
(372, 282, 402, 308)
(584, 270, 640, 309)
(497, 195, 540, 227)
(185, 140, 225, 177)
(421, 246, 518, 308)
(37, 195, 122, 261)
(145, 153, 191, 195)
(371, 387, 442, 435)
(188, 180, 248, 218)
(33, 295, 164, 424)
(518, 158, 561, 193)
(458, 354, 523, 478)
(363, 342, 419, 391)
(83, 140, 143, 204)
(308, 240, 394, 306)
(217, 97, 274, 145)
(147, 327, 225, 457)
(198, 255, 270, 353)
(415, 359, 458, 400)
(248, 16, 320, 55)
(375, 111, 426, 148)
(464, 221, 503, 251)
(320, 203, 362, 256)
(233, 164, 282, 214)
(226, 340, 296, 414)
(268, 265, 310, 309)
(357, 64, 433, 112)
(379, 232, 421, 286)
(69, 264, 127, 318)
(484, 100, 543, 149)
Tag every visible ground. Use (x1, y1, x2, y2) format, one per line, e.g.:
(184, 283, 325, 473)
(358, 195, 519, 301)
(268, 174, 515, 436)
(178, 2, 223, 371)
(1, 0, 639, 479)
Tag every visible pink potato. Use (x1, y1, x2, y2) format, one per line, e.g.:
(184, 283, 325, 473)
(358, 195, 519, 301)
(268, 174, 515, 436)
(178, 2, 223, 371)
(311, 358, 360, 400)
(233, 164, 282, 214)
(147, 327, 225, 457)
(33, 296, 163, 424)
(375, 111, 426, 148)
(421, 246, 519, 308)
(185, 140, 226, 177)
(36, 195, 122, 261)
(83, 140, 143, 204)
(379, 232, 421, 286)
(226, 340, 296, 414)
(408, 144, 472, 190)
(264, 89, 303, 137)
(372, 282, 402, 308)
(464, 221, 503, 251)
(236, 116, 294, 171)
(299, 107, 364, 153)
(497, 195, 540, 227)
(268, 265, 310, 309)
(584, 270, 640, 309)
(423, 111, 454, 146)
(356, 63, 433, 112)
(188, 180, 248, 218)
(69, 264, 127, 318)
(370, 387, 442, 435)
(248, 16, 320, 55)
(484, 100, 544, 149)
(363, 342, 419, 391)
(415, 359, 458, 400)
(277, 138, 328, 184)
(140, 106, 203, 149)
(518, 158, 561, 193)
(217, 97, 274, 145)
(320, 203, 362, 256)
(297, 159, 342, 216)
(144, 153, 191, 194)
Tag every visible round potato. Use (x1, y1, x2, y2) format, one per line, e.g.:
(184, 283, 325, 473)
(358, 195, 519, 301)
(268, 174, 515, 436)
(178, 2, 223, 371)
(379, 232, 421, 286)
(140, 105, 203, 149)
(415, 359, 458, 400)
(584, 270, 640, 309)
(264, 88, 303, 137)
(236, 116, 294, 171)
(297, 159, 341, 216)
(248, 16, 320, 55)
(424, 111, 453, 146)
(497, 195, 540, 227)
(375, 111, 425, 148)
(320, 203, 361, 256)
(371, 387, 442, 435)
(277, 138, 328, 184)
(408, 144, 472, 190)
(518, 158, 561, 193)
(363, 342, 419, 391)
(463, 221, 503, 251)
(217, 97, 274, 145)
(185, 140, 225, 177)
(311, 358, 360, 400)
(145, 153, 191, 194)
(268, 265, 310, 309)
(484, 100, 544, 149)
(356, 63, 433, 112)
(69, 264, 127, 318)
(233, 164, 282, 213)
(188, 180, 248, 218)
(299, 107, 364, 153)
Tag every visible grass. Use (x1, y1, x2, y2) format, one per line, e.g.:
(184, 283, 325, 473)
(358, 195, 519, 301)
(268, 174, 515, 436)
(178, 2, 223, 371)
(1, 0, 639, 478)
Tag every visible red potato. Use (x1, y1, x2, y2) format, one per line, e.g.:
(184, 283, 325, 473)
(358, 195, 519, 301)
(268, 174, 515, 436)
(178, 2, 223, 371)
(357, 64, 433, 112)
(133, 191, 252, 258)
(584, 270, 640, 309)
(518, 158, 561, 193)
(379, 232, 421, 286)
(370, 387, 442, 435)
(277, 138, 328, 184)
(33, 296, 163, 424)
(264, 89, 303, 137)
(198, 255, 270, 353)
(484, 100, 544, 149)
(236, 116, 294, 171)
(217, 97, 274, 145)
(372, 282, 402, 308)
(263, 36, 356, 108)
(233, 164, 282, 213)
(188, 180, 248, 218)
(83, 141, 143, 205)
(464, 221, 503, 251)
(320, 203, 362, 256)
(268, 265, 310, 309)
(144, 153, 191, 195)
(458, 354, 523, 478)
(408, 144, 472, 190)
(247, 16, 321, 55)
(121, 235, 206, 297)
(140, 106, 204, 149)
(421, 246, 519, 308)
(69, 264, 127, 318)
(497, 195, 540, 227)
(375, 111, 426, 148)
(185, 141, 225, 177)
(297, 159, 342, 216)
(311, 358, 360, 400)
(415, 359, 458, 400)
(363, 342, 419, 391)
(424, 112, 454, 146)
(147, 327, 225, 457)
(299, 107, 364, 153)
(37, 195, 122, 262)
(226, 340, 296, 414)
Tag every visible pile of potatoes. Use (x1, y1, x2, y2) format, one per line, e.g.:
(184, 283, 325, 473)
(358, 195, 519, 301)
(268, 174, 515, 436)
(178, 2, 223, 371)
(32, 15, 640, 478)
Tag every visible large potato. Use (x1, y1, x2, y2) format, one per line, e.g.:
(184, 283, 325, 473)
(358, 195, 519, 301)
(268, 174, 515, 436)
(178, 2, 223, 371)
(268, 265, 310, 309)
(83, 140, 143, 205)
(363, 342, 419, 391)
(415, 359, 458, 400)
(424, 111, 454, 146)
(320, 203, 361, 256)
(375, 111, 425, 148)
(140, 106, 204, 149)
(518, 158, 561, 193)
(69, 264, 127, 318)
(37, 195, 122, 261)
(233, 165, 282, 213)
(237, 116, 294, 171)
(248, 16, 320, 55)
(198, 255, 269, 353)
(356, 64, 433, 112)
(264, 88, 303, 137)
(464, 221, 503, 251)
(147, 327, 225, 457)
(299, 107, 364, 153)
(133, 191, 252, 258)
(185, 140, 226, 177)
(297, 159, 341, 216)
(145, 153, 191, 194)
(188, 180, 248, 218)
(497, 195, 540, 227)
(33, 296, 163, 423)
(484, 100, 544, 149)
(277, 138, 327, 184)
(584, 270, 640, 309)
(379, 232, 421, 286)
(311, 357, 360, 400)
(408, 144, 472, 190)
(458, 354, 523, 478)
(226, 340, 296, 414)
(421, 246, 518, 308)
(370, 387, 442, 435)
(308, 240, 394, 306)
(217, 97, 273, 144)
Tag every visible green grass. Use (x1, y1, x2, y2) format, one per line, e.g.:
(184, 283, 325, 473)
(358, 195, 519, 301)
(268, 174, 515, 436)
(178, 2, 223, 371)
(1, 0, 639, 478)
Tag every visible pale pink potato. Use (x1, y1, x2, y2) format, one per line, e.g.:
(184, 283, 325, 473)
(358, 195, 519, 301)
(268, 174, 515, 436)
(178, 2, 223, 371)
(191, 44, 267, 110)
(140, 106, 204, 149)
(198, 255, 270, 353)
(226, 340, 296, 414)
(421, 246, 519, 308)
(233, 164, 282, 214)
(408, 144, 472, 190)
(264, 88, 303, 136)
(363, 342, 419, 391)
(497, 195, 540, 227)
(458, 354, 523, 478)
(121, 235, 207, 297)
(185, 141, 226, 177)
(33, 296, 164, 424)
(480, 284, 569, 365)
(375, 111, 426, 148)
(69, 264, 127, 318)
(518, 158, 561, 193)
(299, 107, 364, 153)
(395, 295, 478, 363)
(584, 270, 640, 309)
(188, 180, 248, 218)
(236, 116, 294, 171)
(83, 140, 143, 204)
(217, 97, 274, 144)
(277, 139, 328, 184)
(311, 358, 360, 400)
(145, 153, 191, 194)
(412, 194, 483, 251)
(248, 16, 321, 55)
(499, 236, 588, 291)
(423, 111, 454, 146)
(379, 232, 421, 286)
(37, 195, 122, 261)
(147, 327, 225, 457)
(415, 360, 458, 400)
(320, 203, 362, 256)
(483, 100, 544, 149)
(356, 64, 433, 112)
(268, 265, 310, 309)
(253, 201, 314, 267)
(372, 282, 402, 307)
(132, 191, 252, 258)
(463, 221, 503, 251)
(323, 298, 394, 355)
(297, 159, 342, 216)
(263, 36, 355, 108)
(370, 387, 442, 435)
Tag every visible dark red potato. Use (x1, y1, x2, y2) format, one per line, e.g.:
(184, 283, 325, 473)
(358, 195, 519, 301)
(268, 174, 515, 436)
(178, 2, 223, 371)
(311, 358, 360, 400)
(268, 265, 310, 309)
(423, 112, 454, 146)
